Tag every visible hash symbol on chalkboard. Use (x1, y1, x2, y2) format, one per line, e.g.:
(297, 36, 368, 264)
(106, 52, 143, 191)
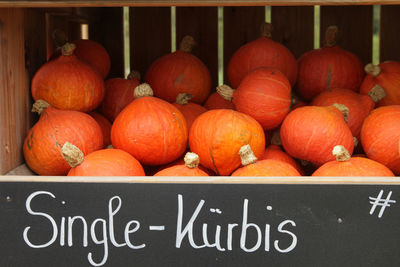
(369, 190, 396, 218)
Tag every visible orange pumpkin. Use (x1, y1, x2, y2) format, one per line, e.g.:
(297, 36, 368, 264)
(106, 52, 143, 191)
(231, 145, 301, 176)
(173, 93, 208, 131)
(260, 145, 304, 175)
(227, 23, 297, 87)
(32, 43, 105, 112)
(312, 145, 394, 176)
(280, 105, 354, 166)
(145, 36, 211, 104)
(63, 143, 145, 176)
(111, 84, 188, 166)
(360, 61, 400, 106)
(203, 88, 235, 110)
(153, 152, 209, 176)
(88, 112, 112, 148)
(23, 100, 103, 175)
(360, 105, 400, 175)
(189, 109, 265, 175)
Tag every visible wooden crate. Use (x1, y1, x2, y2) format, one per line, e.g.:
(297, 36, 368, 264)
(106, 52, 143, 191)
(1, 1, 400, 176)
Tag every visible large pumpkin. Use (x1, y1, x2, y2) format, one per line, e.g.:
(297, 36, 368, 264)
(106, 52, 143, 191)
(145, 36, 211, 104)
(296, 26, 364, 101)
(111, 84, 188, 166)
(32, 43, 105, 112)
(153, 152, 209, 176)
(360, 105, 400, 175)
(23, 100, 103, 175)
(189, 109, 265, 175)
(227, 23, 297, 88)
(280, 105, 354, 166)
(173, 93, 208, 131)
(360, 61, 400, 106)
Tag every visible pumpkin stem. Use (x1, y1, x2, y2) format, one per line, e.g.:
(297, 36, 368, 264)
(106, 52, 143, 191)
(368, 84, 386, 103)
(260, 22, 273, 38)
(239, 144, 258, 166)
(324, 25, 338, 47)
(134, 83, 154, 98)
(332, 145, 351, 162)
(364, 63, 381, 77)
(184, 152, 200, 169)
(52, 29, 68, 48)
(353, 137, 359, 148)
(61, 43, 76, 56)
(106, 144, 114, 149)
(61, 142, 84, 168)
(332, 103, 349, 123)
(31, 100, 51, 115)
(128, 70, 141, 81)
(179, 35, 196, 53)
(176, 93, 194, 105)
(216, 84, 235, 101)
(271, 129, 282, 146)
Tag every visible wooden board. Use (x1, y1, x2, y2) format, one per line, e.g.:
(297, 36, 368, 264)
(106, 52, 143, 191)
(130, 7, 171, 79)
(320, 5, 373, 65)
(176, 7, 218, 88)
(380, 5, 400, 62)
(0, 8, 31, 175)
(271, 6, 314, 59)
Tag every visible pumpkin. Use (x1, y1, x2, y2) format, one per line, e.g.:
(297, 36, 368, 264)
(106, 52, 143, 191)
(260, 144, 304, 175)
(231, 145, 301, 176)
(189, 109, 265, 175)
(227, 23, 297, 88)
(360, 105, 400, 175)
(153, 152, 209, 176)
(360, 61, 400, 106)
(203, 86, 236, 110)
(280, 105, 354, 166)
(311, 88, 375, 137)
(173, 93, 208, 130)
(32, 43, 105, 112)
(88, 112, 112, 148)
(221, 68, 291, 130)
(145, 36, 211, 104)
(62, 143, 145, 176)
(111, 84, 188, 166)
(23, 100, 103, 175)
(99, 71, 141, 122)
(296, 26, 364, 101)
(312, 145, 394, 176)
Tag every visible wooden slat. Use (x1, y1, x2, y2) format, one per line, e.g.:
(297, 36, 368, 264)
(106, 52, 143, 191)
(223, 6, 265, 84)
(380, 5, 400, 62)
(321, 6, 373, 65)
(0, 8, 30, 175)
(176, 7, 218, 88)
(90, 7, 124, 78)
(271, 6, 314, 59)
(130, 7, 171, 80)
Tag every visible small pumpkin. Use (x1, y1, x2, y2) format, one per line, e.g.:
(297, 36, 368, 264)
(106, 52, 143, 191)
(153, 152, 209, 176)
(173, 93, 208, 130)
(312, 145, 394, 176)
(88, 112, 112, 148)
(203, 86, 236, 110)
(260, 144, 304, 175)
(62, 143, 145, 176)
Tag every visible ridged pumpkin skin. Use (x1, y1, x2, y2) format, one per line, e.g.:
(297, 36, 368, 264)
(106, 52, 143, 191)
(312, 157, 394, 176)
(203, 92, 235, 110)
(73, 39, 111, 79)
(153, 164, 209, 176)
(227, 36, 297, 88)
(231, 159, 301, 176)
(99, 76, 140, 122)
(233, 68, 291, 130)
(360, 105, 400, 175)
(296, 46, 364, 101)
(145, 51, 211, 104)
(89, 112, 111, 148)
(31, 51, 105, 112)
(311, 88, 375, 137)
(260, 145, 304, 175)
(111, 96, 188, 166)
(280, 106, 354, 166)
(360, 61, 400, 106)
(173, 102, 208, 131)
(189, 109, 265, 175)
(68, 149, 145, 176)
(23, 107, 103, 175)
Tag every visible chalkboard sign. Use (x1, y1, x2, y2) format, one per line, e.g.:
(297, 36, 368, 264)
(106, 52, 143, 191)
(1, 180, 400, 266)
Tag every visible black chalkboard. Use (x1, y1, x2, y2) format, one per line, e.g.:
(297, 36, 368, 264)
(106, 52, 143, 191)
(0, 181, 400, 267)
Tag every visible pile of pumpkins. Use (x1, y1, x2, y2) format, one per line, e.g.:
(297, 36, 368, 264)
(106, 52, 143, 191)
(24, 23, 400, 177)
